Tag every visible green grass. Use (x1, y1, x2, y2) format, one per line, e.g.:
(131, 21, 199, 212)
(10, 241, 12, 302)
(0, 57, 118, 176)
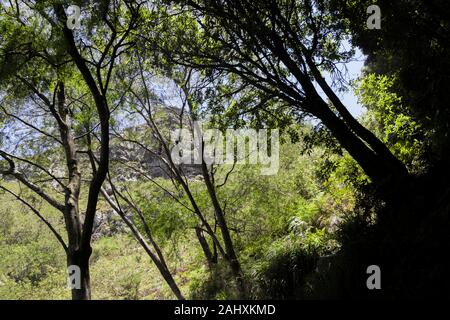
(0, 181, 208, 299)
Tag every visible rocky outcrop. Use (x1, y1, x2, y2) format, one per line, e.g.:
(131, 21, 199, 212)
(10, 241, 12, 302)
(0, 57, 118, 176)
(92, 208, 129, 240)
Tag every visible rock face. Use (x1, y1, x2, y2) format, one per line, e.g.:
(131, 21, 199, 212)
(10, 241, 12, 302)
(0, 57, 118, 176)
(92, 209, 129, 240)
(109, 133, 202, 181)
(92, 124, 202, 239)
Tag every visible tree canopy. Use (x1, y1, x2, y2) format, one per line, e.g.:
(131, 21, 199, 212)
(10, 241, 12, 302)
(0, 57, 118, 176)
(1, 0, 449, 301)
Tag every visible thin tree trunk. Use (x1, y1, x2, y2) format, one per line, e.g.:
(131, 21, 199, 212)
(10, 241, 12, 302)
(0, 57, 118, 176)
(200, 161, 247, 298)
(195, 226, 217, 269)
(101, 188, 185, 300)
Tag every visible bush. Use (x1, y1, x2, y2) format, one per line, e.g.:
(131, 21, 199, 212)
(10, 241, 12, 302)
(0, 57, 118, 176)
(250, 230, 334, 299)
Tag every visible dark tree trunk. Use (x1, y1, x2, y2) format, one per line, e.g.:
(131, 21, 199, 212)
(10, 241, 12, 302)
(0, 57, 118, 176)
(67, 249, 92, 300)
(312, 97, 408, 193)
(195, 225, 218, 269)
(55, 82, 93, 300)
(305, 58, 409, 180)
(124, 221, 185, 300)
(200, 161, 247, 299)
(158, 265, 185, 300)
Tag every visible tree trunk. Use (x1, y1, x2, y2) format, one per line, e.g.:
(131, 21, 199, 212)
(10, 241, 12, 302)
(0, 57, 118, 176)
(121, 217, 185, 300)
(100, 189, 185, 300)
(258, 24, 409, 188)
(313, 98, 407, 191)
(56, 81, 91, 300)
(305, 57, 409, 179)
(67, 250, 91, 300)
(200, 161, 247, 298)
(158, 265, 185, 300)
(195, 225, 218, 269)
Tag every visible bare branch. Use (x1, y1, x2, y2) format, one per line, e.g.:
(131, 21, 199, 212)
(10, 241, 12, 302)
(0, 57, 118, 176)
(0, 184, 68, 252)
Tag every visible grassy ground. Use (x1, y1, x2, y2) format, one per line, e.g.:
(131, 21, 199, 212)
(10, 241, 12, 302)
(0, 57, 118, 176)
(0, 146, 350, 300)
(0, 181, 205, 300)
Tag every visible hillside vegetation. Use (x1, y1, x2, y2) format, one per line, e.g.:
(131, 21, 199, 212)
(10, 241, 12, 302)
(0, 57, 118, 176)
(1, 0, 449, 300)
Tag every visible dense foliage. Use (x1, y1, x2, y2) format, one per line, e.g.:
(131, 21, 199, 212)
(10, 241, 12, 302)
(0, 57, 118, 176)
(1, 0, 449, 300)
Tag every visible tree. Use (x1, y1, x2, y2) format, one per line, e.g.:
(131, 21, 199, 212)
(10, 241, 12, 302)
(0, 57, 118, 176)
(331, 0, 450, 167)
(0, 0, 143, 299)
(145, 0, 408, 193)
(109, 61, 248, 297)
(100, 183, 185, 300)
(355, 74, 425, 172)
